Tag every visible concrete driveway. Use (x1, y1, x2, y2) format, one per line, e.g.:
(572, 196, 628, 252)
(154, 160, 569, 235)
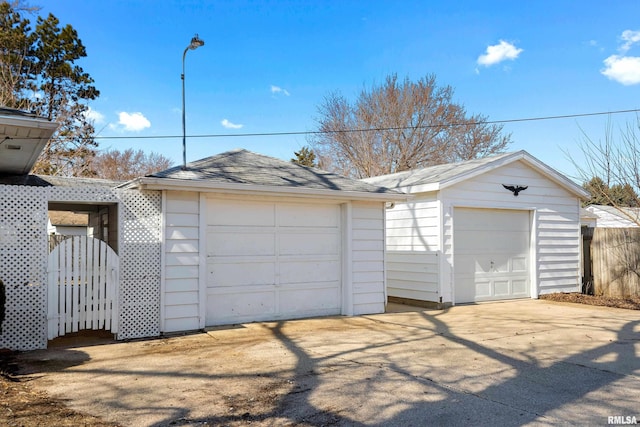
(17, 300, 640, 426)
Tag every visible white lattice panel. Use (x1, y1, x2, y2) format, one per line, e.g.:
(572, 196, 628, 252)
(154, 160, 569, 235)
(0, 183, 162, 350)
(0, 185, 48, 350)
(116, 189, 162, 339)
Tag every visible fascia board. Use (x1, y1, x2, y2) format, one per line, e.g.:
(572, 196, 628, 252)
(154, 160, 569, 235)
(396, 182, 440, 194)
(0, 115, 59, 130)
(438, 151, 524, 190)
(127, 177, 412, 202)
(520, 153, 591, 200)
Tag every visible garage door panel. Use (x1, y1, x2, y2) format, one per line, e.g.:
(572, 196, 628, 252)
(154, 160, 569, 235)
(456, 210, 528, 231)
(513, 279, 528, 294)
(512, 257, 527, 272)
(455, 254, 484, 274)
(492, 256, 510, 273)
(279, 232, 340, 255)
(279, 259, 340, 284)
(278, 204, 339, 227)
(279, 286, 341, 313)
(494, 280, 510, 296)
(475, 279, 492, 298)
(206, 288, 276, 320)
(455, 232, 528, 252)
(209, 232, 275, 257)
(208, 261, 276, 287)
(208, 200, 275, 226)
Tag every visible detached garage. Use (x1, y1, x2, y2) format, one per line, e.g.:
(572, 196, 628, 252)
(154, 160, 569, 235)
(123, 149, 406, 332)
(363, 150, 590, 306)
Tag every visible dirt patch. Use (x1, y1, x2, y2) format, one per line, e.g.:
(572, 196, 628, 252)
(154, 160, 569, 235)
(540, 292, 640, 310)
(1, 352, 119, 427)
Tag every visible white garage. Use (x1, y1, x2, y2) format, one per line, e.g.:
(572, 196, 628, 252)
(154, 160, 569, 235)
(363, 150, 590, 307)
(125, 149, 406, 331)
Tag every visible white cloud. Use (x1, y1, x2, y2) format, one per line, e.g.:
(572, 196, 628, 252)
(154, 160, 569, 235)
(115, 112, 151, 132)
(221, 118, 243, 129)
(477, 40, 523, 67)
(83, 107, 105, 124)
(601, 30, 640, 85)
(270, 85, 290, 96)
(601, 55, 640, 85)
(620, 29, 640, 53)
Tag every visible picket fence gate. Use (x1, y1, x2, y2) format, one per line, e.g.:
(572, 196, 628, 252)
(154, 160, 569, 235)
(47, 236, 119, 340)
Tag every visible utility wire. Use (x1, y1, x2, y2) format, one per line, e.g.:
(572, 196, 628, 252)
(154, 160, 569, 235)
(31, 107, 640, 141)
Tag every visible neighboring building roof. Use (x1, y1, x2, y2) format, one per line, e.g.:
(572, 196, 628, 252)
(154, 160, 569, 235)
(48, 211, 89, 227)
(0, 107, 59, 175)
(122, 148, 408, 201)
(35, 175, 124, 188)
(0, 107, 39, 118)
(584, 205, 640, 228)
(0, 174, 123, 187)
(362, 150, 590, 199)
(580, 207, 598, 228)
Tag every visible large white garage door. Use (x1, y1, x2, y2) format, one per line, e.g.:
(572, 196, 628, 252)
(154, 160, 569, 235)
(454, 208, 530, 303)
(205, 197, 341, 325)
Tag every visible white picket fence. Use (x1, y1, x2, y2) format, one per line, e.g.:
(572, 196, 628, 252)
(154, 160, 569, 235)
(47, 236, 119, 339)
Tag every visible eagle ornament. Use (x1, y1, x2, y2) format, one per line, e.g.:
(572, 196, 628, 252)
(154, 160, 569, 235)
(502, 184, 528, 196)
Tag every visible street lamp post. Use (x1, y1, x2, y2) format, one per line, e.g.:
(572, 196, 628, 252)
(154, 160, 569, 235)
(182, 34, 205, 170)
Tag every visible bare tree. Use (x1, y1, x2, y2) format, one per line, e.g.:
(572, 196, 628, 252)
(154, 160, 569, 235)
(91, 148, 173, 181)
(572, 115, 640, 224)
(309, 73, 512, 178)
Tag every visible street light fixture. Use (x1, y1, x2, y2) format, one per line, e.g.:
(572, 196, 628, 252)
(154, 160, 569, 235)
(182, 34, 205, 170)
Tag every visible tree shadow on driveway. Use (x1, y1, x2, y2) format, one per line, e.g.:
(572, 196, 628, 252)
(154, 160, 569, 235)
(12, 303, 640, 426)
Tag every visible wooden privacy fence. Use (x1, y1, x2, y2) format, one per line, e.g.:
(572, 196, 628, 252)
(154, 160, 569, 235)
(47, 236, 119, 339)
(590, 227, 640, 298)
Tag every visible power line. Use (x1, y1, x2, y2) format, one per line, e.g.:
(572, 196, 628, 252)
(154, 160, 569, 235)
(36, 107, 640, 141)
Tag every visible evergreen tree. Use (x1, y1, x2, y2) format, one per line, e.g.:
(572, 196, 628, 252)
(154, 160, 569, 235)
(291, 146, 317, 167)
(583, 176, 639, 207)
(0, 1, 35, 110)
(0, 2, 99, 176)
(30, 12, 99, 176)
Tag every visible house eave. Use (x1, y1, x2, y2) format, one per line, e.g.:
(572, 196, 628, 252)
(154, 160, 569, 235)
(0, 114, 59, 130)
(122, 177, 411, 202)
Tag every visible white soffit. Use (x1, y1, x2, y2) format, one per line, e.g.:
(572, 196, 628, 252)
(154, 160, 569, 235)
(0, 113, 59, 175)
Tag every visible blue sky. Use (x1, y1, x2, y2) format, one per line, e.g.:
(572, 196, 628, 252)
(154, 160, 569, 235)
(40, 0, 640, 182)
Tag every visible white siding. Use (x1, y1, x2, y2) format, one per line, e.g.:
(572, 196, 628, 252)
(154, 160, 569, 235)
(163, 191, 200, 332)
(351, 201, 386, 315)
(385, 196, 441, 302)
(441, 160, 581, 300)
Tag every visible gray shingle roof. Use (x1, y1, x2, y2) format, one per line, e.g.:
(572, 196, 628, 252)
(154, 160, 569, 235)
(149, 148, 401, 195)
(362, 151, 516, 188)
(362, 150, 590, 199)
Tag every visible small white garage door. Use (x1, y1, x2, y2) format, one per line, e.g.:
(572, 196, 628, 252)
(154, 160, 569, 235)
(205, 196, 342, 325)
(454, 208, 530, 303)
